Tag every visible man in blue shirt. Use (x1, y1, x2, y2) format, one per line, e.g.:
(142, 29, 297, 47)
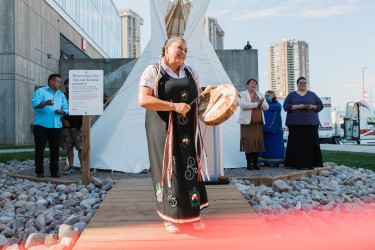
(32, 74, 68, 178)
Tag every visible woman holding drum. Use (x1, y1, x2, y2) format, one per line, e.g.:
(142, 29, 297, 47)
(237, 79, 269, 170)
(138, 37, 208, 234)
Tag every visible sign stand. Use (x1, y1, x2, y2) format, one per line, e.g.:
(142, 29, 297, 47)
(69, 70, 104, 185)
(81, 116, 90, 185)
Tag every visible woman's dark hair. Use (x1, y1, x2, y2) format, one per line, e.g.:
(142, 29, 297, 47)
(161, 36, 186, 57)
(266, 90, 278, 103)
(246, 78, 258, 85)
(296, 76, 307, 84)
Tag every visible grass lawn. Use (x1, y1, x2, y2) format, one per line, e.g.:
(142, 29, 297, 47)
(0, 144, 34, 150)
(0, 149, 373, 172)
(0, 150, 67, 164)
(322, 150, 375, 171)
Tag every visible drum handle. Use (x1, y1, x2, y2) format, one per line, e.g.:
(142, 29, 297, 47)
(188, 85, 213, 106)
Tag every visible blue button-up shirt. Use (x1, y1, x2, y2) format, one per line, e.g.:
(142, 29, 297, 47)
(32, 85, 69, 128)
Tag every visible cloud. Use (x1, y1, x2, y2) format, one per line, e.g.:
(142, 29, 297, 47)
(234, 6, 287, 20)
(299, 5, 356, 18)
(208, 0, 262, 17)
(232, 1, 357, 21)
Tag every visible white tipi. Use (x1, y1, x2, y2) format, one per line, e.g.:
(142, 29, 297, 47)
(86, 0, 246, 174)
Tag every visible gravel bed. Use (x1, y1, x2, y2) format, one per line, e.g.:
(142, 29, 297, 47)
(224, 165, 306, 178)
(2, 158, 373, 249)
(6, 158, 308, 183)
(14, 166, 153, 182)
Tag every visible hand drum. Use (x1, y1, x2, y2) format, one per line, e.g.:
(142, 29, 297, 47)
(198, 84, 239, 126)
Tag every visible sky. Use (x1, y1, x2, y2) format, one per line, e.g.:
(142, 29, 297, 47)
(112, 0, 375, 110)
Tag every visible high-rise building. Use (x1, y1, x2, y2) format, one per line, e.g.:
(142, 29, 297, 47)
(268, 38, 309, 98)
(203, 16, 224, 50)
(119, 9, 144, 58)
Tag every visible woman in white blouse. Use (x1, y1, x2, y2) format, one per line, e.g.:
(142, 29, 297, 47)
(138, 36, 208, 234)
(237, 79, 269, 170)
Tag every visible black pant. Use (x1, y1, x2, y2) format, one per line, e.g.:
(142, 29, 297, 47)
(33, 125, 61, 176)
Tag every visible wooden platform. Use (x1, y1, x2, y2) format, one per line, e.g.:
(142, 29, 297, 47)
(73, 178, 268, 250)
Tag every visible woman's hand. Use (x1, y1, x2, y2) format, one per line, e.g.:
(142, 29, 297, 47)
(292, 104, 305, 110)
(257, 98, 264, 108)
(259, 98, 264, 106)
(304, 104, 316, 110)
(174, 103, 191, 117)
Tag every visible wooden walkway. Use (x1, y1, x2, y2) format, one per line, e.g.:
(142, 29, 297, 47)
(73, 178, 268, 250)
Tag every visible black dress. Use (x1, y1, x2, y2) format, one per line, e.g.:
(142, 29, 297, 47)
(145, 67, 208, 223)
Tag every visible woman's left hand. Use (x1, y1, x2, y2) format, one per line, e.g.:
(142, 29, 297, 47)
(304, 104, 316, 110)
(258, 98, 264, 106)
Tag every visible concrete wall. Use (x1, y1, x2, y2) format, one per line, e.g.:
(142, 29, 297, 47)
(216, 49, 258, 91)
(0, 0, 107, 145)
(0, 0, 17, 144)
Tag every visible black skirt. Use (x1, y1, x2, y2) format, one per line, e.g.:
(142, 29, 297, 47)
(284, 125, 323, 169)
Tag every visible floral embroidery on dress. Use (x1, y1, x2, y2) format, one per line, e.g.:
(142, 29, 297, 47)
(180, 135, 190, 152)
(155, 183, 163, 203)
(181, 90, 189, 102)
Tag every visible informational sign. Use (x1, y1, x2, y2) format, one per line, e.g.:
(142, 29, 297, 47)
(68, 70, 103, 115)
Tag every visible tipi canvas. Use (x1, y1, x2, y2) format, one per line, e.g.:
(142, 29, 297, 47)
(84, 0, 246, 174)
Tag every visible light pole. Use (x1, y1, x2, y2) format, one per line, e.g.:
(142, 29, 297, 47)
(362, 66, 367, 100)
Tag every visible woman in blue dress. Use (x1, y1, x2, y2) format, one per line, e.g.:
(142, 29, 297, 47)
(259, 91, 284, 167)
